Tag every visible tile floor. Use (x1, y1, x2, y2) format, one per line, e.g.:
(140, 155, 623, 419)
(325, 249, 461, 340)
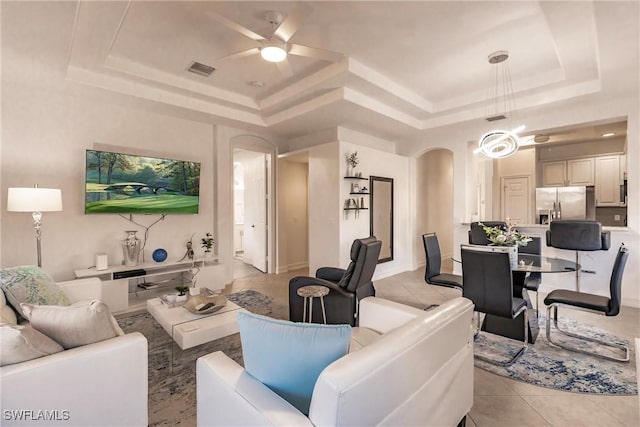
(230, 261, 640, 427)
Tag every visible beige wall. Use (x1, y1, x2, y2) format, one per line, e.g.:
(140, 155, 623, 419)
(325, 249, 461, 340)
(416, 149, 454, 260)
(537, 137, 625, 161)
(1, 83, 216, 280)
(277, 159, 309, 272)
(338, 141, 411, 278)
(492, 147, 536, 219)
(307, 142, 341, 274)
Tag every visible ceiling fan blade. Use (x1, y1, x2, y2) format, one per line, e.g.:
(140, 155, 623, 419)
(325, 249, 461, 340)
(214, 48, 260, 65)
(273, 3, 312, 42)
(206, 11, 266, 42)
(276, 59, 294, 78)
(288, 44, 343, 62)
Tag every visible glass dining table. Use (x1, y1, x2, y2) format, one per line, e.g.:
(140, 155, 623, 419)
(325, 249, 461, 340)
(513, 253, 580, 274)
(482, 253, 581, 344)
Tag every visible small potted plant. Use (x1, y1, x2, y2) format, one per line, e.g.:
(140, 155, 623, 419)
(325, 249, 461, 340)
(201, 233, 214, 257)
(175, 286, 190, 302)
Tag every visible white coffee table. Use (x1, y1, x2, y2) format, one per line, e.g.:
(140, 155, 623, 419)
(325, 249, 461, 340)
(147, 297, 247, 349)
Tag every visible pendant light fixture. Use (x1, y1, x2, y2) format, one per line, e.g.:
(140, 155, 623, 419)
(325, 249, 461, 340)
(475, 50, 524, 159)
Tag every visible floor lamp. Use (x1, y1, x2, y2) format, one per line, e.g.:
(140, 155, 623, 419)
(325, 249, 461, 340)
(7, 186, 63, 267)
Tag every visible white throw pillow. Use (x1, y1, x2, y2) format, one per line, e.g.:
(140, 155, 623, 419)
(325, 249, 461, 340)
(0, 324, 63, 366)
(1, 290, 18, 325)
(21, 300, 124, 349)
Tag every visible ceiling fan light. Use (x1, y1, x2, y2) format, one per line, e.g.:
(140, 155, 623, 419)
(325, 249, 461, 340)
(261, 46, 287, 62)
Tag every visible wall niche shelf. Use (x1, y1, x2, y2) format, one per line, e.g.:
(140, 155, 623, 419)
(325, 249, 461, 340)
(344, 175, 369, 218)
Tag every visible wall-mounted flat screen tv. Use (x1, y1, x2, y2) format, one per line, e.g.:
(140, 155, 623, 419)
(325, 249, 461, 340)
(85, 149, 201, 214)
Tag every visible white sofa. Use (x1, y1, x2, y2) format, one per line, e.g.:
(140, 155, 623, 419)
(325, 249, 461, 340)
(1, 278, 148, 427)
(197, 296, 474, 427)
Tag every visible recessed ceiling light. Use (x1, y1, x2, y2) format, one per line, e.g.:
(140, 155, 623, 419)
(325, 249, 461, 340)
(601, 132, 616, 137)
(248, 80, 265, 88)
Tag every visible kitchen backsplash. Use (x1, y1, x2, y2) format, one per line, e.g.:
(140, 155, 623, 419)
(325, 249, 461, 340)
(596, 206, 627, 226)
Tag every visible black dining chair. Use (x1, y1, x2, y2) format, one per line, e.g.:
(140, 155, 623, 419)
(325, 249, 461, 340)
(422, 233, 462, 290)
(468, 221, 507, 245)
(519, 236, 542, 317)
(544, 243, 629, 362)
(546, 220, 611, 291)
(461, 244, 528, 366)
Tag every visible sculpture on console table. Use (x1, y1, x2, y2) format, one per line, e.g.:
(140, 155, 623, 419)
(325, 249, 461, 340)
(122, 231, 142, 266)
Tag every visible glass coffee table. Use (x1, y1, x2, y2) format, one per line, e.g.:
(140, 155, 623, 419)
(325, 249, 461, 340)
(146, 294, 248, 372)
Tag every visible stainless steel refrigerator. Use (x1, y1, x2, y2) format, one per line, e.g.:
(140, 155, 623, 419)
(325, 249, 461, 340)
(535, 186, 596, 224)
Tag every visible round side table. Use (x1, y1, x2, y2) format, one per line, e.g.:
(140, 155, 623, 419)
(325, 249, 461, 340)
(297, 285, 330, 324)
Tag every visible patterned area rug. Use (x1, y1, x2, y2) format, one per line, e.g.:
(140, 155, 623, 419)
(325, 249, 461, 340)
(117, 290, 288, 427)
(474, 314, 638, 395)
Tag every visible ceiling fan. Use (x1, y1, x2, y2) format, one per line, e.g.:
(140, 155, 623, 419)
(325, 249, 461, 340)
(206, 4, 343, 77)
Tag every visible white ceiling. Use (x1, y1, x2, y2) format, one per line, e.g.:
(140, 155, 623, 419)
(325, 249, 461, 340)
(3, 1, 639, 144)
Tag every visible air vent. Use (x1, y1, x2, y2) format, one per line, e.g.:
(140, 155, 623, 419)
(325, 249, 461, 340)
(187, 61, 215, 77)
(485, 114, 506, 122)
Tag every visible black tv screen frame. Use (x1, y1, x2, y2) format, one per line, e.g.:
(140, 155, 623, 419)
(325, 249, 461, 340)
(84, 149, 201, 214)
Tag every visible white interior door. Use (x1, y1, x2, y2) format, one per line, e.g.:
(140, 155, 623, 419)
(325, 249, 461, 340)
(502, 176, 530, 224)
(243, 153, 267, 272)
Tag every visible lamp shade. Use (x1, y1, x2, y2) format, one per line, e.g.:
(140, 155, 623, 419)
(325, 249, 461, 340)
(7, 187, 62, 212)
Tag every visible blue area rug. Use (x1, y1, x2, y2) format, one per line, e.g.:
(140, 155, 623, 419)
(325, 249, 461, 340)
(117, 290, 287, 427)
(474, 313, 637, 395)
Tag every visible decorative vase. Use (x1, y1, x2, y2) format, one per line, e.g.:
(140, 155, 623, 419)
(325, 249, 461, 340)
(347, 165, 354, 177)
(122, 230, 142, 267)
(176, 294, 188, 303)
(204, 250, 212, 259)
(507, 245, 518, 269)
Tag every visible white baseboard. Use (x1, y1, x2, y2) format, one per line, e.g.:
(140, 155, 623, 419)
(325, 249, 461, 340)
(288, 261, 308, 271)
(373, 262, 412, 280)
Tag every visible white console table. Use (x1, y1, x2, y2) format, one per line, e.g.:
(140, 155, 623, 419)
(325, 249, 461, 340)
(74, 257, 224, 314)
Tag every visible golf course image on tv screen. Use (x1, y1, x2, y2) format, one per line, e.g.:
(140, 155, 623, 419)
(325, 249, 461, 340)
(85, 149, 201, 214)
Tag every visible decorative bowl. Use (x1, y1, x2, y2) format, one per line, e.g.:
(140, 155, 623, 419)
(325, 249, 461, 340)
(152, 248, 168, 262)
(183, 294, 227, 315)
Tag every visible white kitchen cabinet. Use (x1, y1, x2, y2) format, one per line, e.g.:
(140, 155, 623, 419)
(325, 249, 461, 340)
(595, 155, 622, 206)
(567, 158, 595, 185)
(542, 161, 567, 187)
(542, 158, 594, 187)
(619, 154, 627, 181)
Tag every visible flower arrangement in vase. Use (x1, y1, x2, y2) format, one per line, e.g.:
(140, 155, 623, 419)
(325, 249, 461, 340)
(346, 151, 359, 176)
(480, 220, 531, 247)
(481, 220, 531, 269)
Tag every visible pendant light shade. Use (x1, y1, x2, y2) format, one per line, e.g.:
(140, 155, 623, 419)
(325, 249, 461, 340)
(477, 51, 524, 159)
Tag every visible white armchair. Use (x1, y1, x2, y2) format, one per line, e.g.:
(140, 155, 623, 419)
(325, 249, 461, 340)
(197, 297, 474, 427)
(1, 278, 148, 427)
